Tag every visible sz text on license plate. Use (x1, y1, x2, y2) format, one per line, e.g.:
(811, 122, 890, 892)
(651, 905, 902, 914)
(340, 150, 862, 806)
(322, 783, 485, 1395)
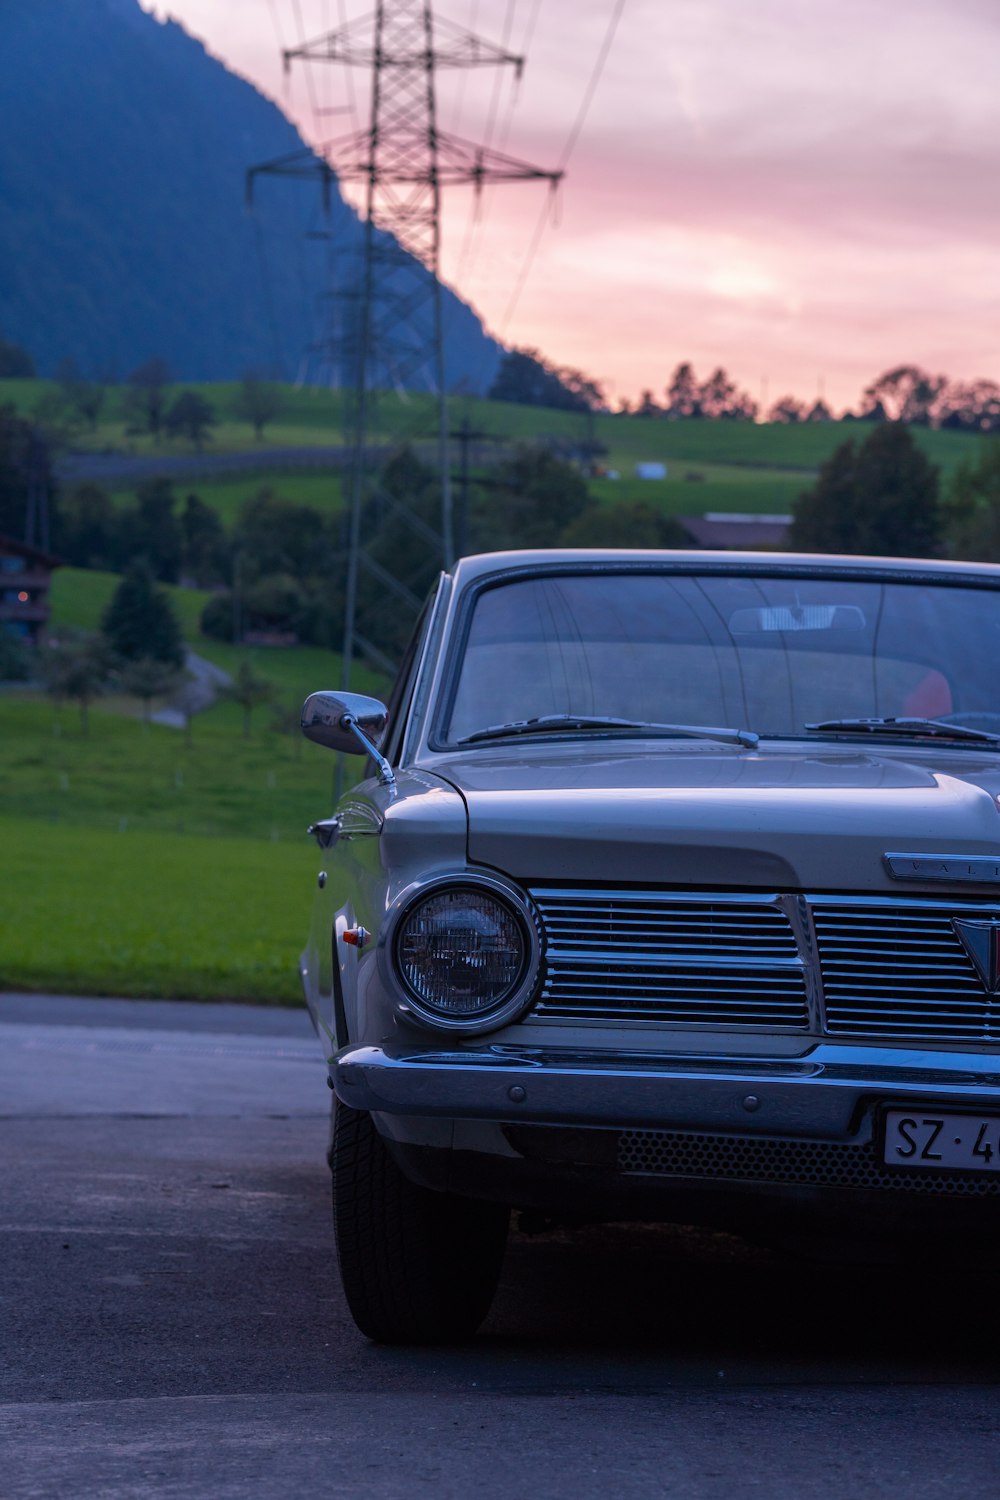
(883, 1110, 1000, 1172)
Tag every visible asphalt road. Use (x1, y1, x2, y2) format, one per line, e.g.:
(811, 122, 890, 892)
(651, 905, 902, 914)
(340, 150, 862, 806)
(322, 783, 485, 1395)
(2, 992, 1000, 1499)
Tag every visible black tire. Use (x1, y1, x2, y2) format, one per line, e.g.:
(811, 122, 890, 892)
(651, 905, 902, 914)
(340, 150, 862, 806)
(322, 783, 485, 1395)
(331, 1102, 509, 1344)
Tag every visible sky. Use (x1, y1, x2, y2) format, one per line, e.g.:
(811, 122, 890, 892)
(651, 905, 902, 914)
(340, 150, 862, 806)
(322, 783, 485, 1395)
(143, 0, 1000, 411)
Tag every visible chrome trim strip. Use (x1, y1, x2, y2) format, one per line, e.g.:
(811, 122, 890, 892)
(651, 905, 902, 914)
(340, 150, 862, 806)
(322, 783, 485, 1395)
(782, 893, 825, 1034)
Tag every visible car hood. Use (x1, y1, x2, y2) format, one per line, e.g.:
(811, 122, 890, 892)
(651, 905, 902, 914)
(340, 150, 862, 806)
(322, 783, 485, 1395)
(429, 742, 1000, 891)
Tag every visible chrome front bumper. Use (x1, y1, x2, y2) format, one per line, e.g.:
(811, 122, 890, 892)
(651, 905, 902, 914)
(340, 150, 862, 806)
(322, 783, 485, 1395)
(332, 1041, 1000, 1138)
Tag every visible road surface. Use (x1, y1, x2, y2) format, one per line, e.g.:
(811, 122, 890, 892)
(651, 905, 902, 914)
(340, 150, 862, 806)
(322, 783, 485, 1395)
(2, 991, 999, 1498)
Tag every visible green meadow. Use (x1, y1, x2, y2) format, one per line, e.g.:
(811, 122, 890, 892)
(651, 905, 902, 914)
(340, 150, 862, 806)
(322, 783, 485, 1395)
(2, 567, 388, 1004)
(2, 379, 985, 538)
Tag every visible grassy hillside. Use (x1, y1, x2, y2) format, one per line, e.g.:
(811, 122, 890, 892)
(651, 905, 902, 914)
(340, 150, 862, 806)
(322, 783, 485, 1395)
(3, 378, 984, 495)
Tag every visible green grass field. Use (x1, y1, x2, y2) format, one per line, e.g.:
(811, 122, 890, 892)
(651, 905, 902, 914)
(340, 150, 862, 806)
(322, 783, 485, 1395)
(0, 567, 390, 1002)
(3, 378, 984, 510)
(109, 468, 347, 524)
(0, 815, 311, 1002)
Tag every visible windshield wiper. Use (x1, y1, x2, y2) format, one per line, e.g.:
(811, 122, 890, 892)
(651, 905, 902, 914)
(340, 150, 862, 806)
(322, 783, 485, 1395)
(805, 716, 1000, 745)
(458, 715, 759, 748)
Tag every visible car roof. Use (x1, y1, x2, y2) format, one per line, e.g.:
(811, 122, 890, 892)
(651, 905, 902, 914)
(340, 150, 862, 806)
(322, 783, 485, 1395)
(446, 549, 1000, 588)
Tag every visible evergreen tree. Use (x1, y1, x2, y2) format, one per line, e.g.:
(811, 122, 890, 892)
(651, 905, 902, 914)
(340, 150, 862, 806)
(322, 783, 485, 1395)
(790, 424, 940, 557)
(101, 559, 185, 666)
(180, 493, 228, 584)
(55, 483, 117, 569)
(942, 440, 1000, 561)
(116, 479, 183, 582)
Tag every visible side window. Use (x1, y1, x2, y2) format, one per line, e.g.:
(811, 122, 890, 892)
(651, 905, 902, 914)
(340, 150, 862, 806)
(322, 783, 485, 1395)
(381, 590, 436, 766)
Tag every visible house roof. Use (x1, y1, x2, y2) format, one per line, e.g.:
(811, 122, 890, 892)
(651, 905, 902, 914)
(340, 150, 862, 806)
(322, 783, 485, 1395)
(0, 533, 64, 568)
(678, 513, 792, 550)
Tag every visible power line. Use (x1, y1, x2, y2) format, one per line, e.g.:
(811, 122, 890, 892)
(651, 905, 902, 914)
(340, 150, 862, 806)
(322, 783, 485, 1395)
(556, 0, 627, 173)
(290, 0, 324, 137)
(500, 0, 627, 336)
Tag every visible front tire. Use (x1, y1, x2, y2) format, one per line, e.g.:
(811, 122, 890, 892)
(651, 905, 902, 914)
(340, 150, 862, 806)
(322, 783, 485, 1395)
(331, 1102, 509, 1343)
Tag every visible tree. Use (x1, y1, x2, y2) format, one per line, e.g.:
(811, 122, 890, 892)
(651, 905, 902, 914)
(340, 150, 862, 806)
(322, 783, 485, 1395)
(488, 348, 601, 413)
(55, 358, 105, 432)
(942, 440, 1000, 562)
(180, 493, 228, 584)
(115, 478, 183, 582)
(234, 491, 334, 579)
(41, 632, 112, 735)
(0, 337, 35, 378)
(699, 367, 757, 421)
(54, 483, 117, 569)
(220, 660, 276, 739)
(767, 395, 807, 424)
(938, 380, 1000, 435)
(0, 404, 57, 540)
(665, 362, 701, 419)
(861, 366, 947, 426)
(164, 391, 216, 450)
(558, 500, 688, 549)
(124, 358, 171, 438)
(790, 423, 941, 557)
(471, 445, 591, 552)
(235, 374, 284, 440)
(806, 398, 834, 423)
(101, 559, 185, 667)
(269, 697, 304, 758)
(119, 655, 183, 724)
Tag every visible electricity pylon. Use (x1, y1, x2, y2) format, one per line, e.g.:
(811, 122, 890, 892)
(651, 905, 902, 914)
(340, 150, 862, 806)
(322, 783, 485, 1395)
(249, 1, 561, 682)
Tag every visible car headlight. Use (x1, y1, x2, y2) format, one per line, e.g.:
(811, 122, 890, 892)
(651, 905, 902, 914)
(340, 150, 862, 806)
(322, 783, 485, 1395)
(390, 879, 541, 1033)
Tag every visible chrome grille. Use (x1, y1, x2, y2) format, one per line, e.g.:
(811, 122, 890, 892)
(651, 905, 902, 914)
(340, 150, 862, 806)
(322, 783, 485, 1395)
(528, 889, 809, 1028)
(525, 886, 1000, 1043)
(813, 898, 1000, 1042)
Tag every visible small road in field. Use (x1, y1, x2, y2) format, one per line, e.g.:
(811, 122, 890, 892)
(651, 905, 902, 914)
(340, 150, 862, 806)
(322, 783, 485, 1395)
(2, 992, 999, 1499)
(54, 437, 509, 489)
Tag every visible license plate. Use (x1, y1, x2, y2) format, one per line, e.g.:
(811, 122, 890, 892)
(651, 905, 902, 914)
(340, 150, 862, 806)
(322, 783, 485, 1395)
(883, 1110, 1000, 1172)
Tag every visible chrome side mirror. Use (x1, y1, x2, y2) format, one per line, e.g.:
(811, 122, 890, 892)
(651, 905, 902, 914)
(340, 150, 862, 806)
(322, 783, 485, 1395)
(301, 691, 395, 787)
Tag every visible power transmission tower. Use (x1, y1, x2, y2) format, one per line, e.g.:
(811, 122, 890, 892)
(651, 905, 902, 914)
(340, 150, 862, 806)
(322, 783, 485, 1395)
(249, 1, 561, 683)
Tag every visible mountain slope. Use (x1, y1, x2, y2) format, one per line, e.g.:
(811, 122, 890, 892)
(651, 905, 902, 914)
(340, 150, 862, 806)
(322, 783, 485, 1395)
(0, 0, 500, 389)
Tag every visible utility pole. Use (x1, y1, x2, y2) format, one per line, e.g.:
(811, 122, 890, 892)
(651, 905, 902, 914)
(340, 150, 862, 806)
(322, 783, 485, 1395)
(249, 2, 561, 685)
(450, 417, 501, 559)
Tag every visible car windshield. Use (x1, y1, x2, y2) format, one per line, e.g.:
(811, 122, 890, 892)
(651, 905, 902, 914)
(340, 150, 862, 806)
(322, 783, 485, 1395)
(441, 571, 1000, 746)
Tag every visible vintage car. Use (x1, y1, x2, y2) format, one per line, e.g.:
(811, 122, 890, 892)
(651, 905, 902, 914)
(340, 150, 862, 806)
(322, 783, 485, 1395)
(299, 549, 1000, 1342)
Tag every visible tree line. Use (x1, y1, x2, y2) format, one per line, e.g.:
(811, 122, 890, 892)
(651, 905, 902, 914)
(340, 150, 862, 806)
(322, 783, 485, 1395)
(1, 346, 285, 450)
(485, 348, 1000, 433)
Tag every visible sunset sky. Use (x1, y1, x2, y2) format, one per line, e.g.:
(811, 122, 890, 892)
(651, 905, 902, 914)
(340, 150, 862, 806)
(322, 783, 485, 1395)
(142, 0, 1000, 410)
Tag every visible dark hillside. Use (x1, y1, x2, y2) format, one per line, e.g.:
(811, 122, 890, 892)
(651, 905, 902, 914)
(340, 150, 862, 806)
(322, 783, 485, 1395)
(0, 0, 500, 388)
